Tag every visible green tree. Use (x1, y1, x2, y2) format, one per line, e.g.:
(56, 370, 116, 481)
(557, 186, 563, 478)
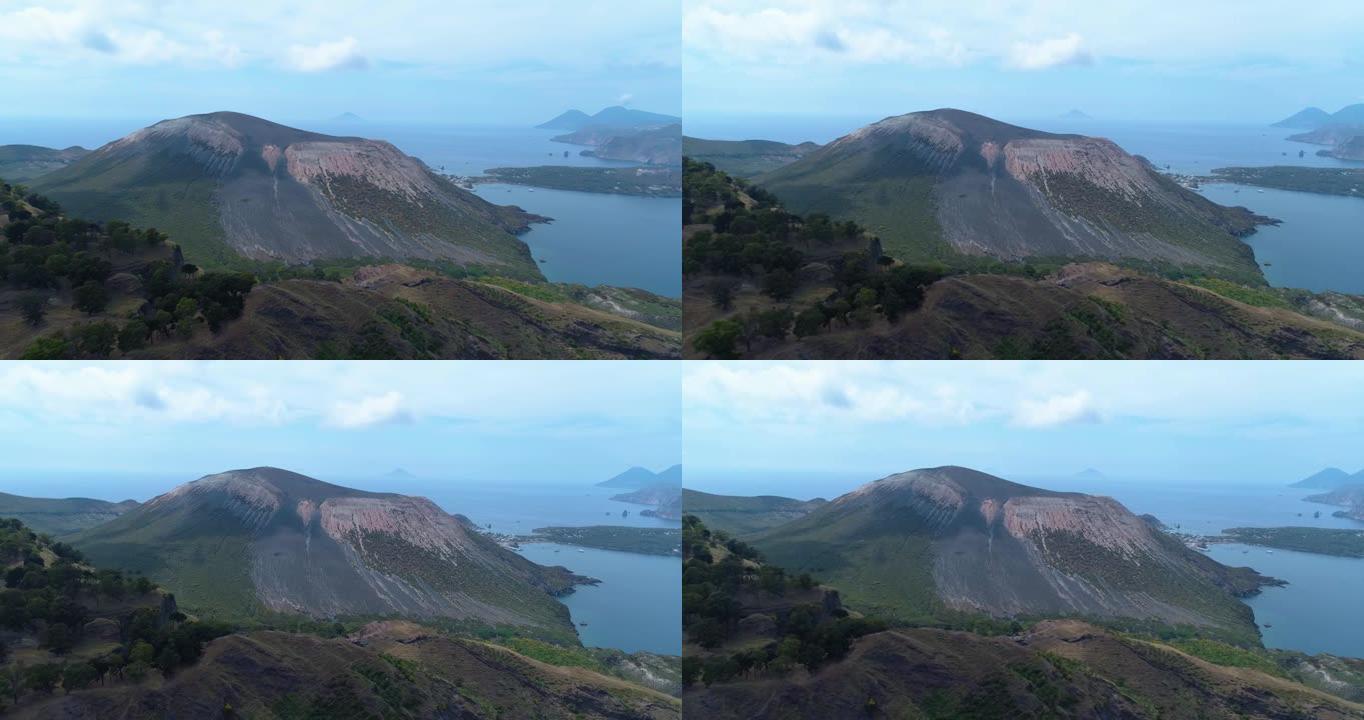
(681, 656, 702, 687)
(61, 662, 97, 693)
(118, 319, 151, 353)
(793, 306, 826, 338)
(692, 319, 742, 359)
(129, 641, 156, 666)
(156, 645, 181, 675)
(124, 662, 149, 683)
(762, 268, 797, 301)
(21, 334, 71, 360)
(18, 292, 45, 326)
(173, 297, 198, 340)
(25, 663, 61, 694)
(75, 322, 117, 358)
(708, 280, 735, 311)
(73, 280, 109, 315)
(43, 623, 73, 654)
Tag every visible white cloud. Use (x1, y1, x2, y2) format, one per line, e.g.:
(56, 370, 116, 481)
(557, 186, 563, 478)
(0, 2, 675, 73)
(1011, 390, 1100, 428)
(285, 36, 368, 72)
(683, 5, 969, 66)
(325, 392, 411, 429)
(618, 92, 635, 105)
(683, 362, 984, 426)
(1006, 33, 1092, 70)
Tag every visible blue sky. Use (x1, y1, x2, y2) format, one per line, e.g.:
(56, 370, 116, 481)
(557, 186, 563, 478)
(0, 361, 680, 499)
(684, 361, 1364, 492)
(684, 0, 1364, 127)
(0, 1, 680, 127)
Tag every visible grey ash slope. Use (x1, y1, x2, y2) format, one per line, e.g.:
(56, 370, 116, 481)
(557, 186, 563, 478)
(758, 108, 1269, 284)
(69, 467, 585, 635)
(751, 466, 1274, 642)
(30, 112, 543, 275)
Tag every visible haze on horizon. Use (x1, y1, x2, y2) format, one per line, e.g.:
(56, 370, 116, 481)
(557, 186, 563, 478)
(0, 361, 681, 500)
(683, 0, 1364, 128)
(683, 361, 1364, 494)
(0, 0, 680, 135)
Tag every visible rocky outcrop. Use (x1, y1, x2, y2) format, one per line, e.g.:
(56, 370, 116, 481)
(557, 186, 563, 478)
(32, 112, 544, 275)
(754, 466, 1275, 639)
(1307, 485, 1364, 521)
(759, 109, 1270, 284)
(71, 467, 586, 632)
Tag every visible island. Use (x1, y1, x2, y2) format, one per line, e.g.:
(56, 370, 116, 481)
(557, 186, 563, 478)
(1203, 166, 1364, 198)
(1221, 526, 1364, 558)
(465, 166, 680, 197)
(517, 525, 681, 556)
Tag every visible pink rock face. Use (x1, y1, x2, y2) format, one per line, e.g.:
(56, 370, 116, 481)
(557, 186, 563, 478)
(283, 141, 438, 200)
(979, 141, 1001, 169)
(1002, 138, 1154, 198)
(261, 144, 283, 173)
(834, 113, 965, 163)
(1001, 496, 1155, 559)
(318, 496, 472, 559)
(978, 498, 1001, 525)
(296, 499, 316, 527)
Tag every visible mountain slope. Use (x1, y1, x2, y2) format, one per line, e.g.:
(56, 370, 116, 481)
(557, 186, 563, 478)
(539, 107, 680, 132)
(758, 109, 1269, 284)
(0, 144, 89, 182)
(687, 621, 1364, 720)
(683, 157, 1364, 360)
(67, 467, 587, 636)
(554, 124, 682, 166)
(0, 491, 138, 534)
(588, 124, 683, 165)
(151, 265, 681, 360)
(12, 621, 679, 720)
(1274, 107, 1333, 128)
(537, 109, 594, 130)
(750, 466, 1276, 643)
(1307, 485, 1364, 521)
(1292, 468, 1357, 489)
(682, 137, 821, 178)
(681, 489, 827, 536)
(598, 465, 683, 489)
(30, 112, 544, 275)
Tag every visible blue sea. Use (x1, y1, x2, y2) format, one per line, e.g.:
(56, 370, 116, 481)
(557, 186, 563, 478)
(519, 543, 680, 655)
(0, 117, 680, 297)
(688, 114, 1364, 294)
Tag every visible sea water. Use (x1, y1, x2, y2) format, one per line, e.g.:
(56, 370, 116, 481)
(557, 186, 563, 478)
(518, 542, 681, 655)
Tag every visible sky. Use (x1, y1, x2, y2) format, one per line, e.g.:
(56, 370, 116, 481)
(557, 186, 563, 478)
(0, 361, 680, 499)
(684, 361, 1364, 493)
(684, 0, 1364, 127)
(0, 0, 680, 127)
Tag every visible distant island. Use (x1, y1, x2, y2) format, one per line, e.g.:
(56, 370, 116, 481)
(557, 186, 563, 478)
(471, 165, 680, 197)
(1273, 103, 1364, 130)
(537, 106, 681, 131)
(1221, 526, 1364, 558)
(519, 525, 681, 556)
(1059, 109, 1093, 120)
(1205, 166, 1364, 198)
